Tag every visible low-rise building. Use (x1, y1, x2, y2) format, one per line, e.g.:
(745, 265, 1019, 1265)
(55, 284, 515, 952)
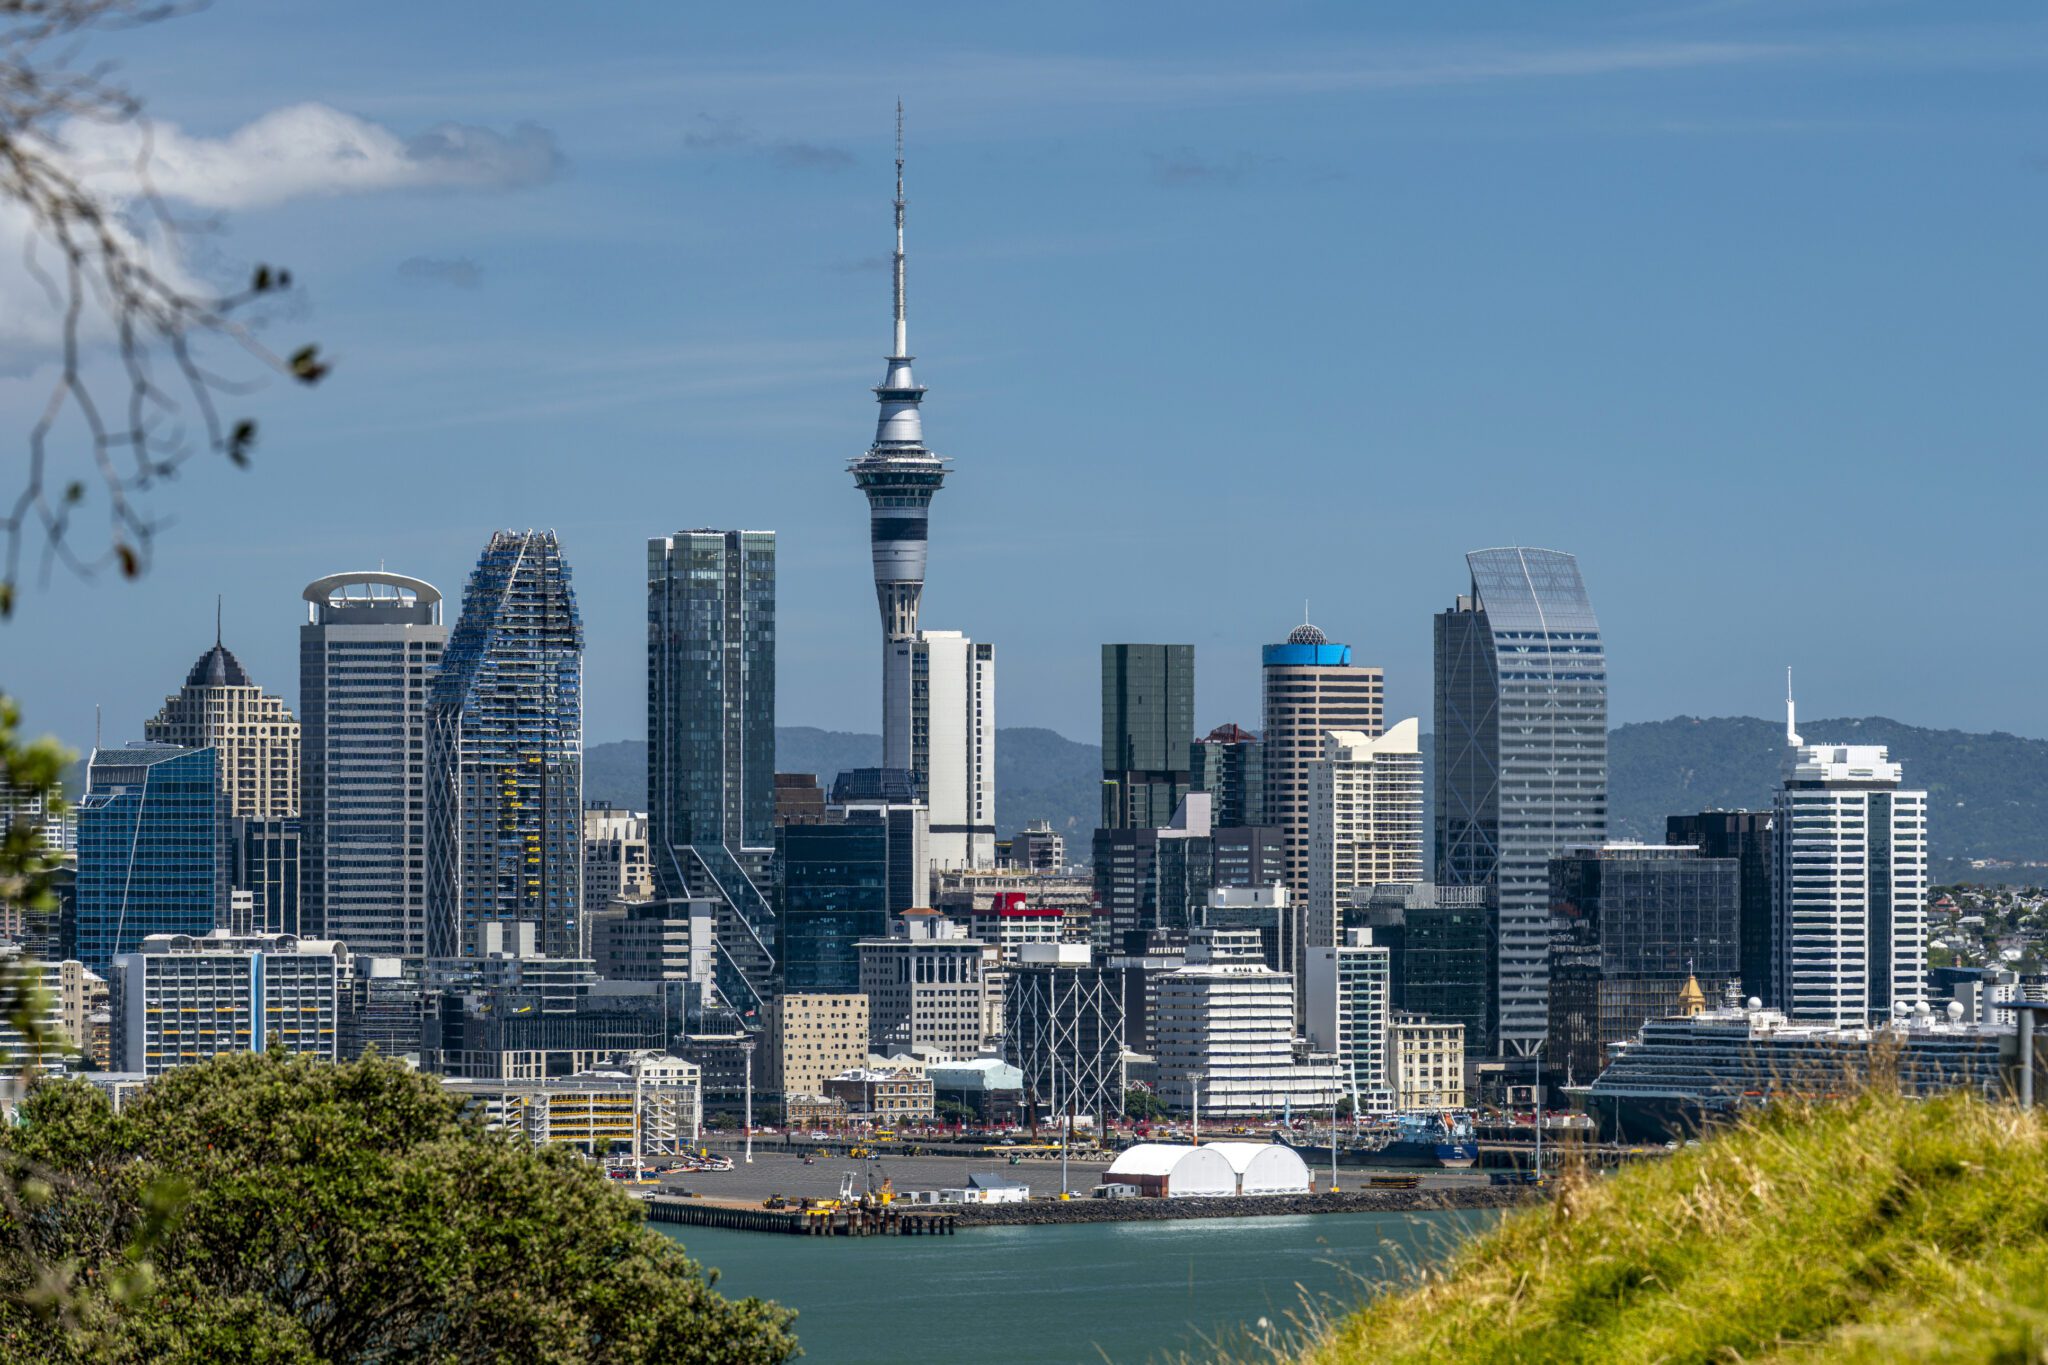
(443, 1052, 701, 1156)
(858, 911, 993, 1059)
(1388, 1013, 1465, 1110)
(763, 993, 870, 1122)
(825, 1066, 935, 1122)
(927, 1056, 1025, 1124)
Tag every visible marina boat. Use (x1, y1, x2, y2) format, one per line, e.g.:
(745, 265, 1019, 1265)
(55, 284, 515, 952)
(1282, 1111, 1479, 1169)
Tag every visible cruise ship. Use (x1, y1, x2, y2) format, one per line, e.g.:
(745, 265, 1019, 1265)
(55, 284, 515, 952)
(1582, 997, 2012, 1142)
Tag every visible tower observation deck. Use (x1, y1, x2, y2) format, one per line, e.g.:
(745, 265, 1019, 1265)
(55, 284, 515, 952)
(850, 105, 952, 765)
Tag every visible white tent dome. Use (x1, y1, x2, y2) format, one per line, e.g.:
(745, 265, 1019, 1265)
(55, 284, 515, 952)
(1203, 1142, 1313, 1196)
(1104, 1143, 1238, 1198)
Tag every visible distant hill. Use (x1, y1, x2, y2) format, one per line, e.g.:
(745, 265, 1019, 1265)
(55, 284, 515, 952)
(584, 727, 1099, 843)
(1609, 715, 2048, 873)
(432, 714, 2048, 875)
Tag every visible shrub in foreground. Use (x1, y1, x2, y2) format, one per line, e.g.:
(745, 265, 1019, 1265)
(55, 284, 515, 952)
(0, 1050, 798, 1363)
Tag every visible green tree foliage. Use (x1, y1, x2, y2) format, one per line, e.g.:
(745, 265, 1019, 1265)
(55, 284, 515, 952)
(0, 1051, 799, 1363)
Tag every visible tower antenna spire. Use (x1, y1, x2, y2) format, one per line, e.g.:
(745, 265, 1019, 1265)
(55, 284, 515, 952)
(1785, 666, 1803, 749)
(892, 99, 907, 358)
(215, 594, 222, 648)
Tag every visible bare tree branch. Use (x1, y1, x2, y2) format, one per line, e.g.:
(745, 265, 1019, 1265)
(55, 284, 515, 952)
(0, 0, 325, 618)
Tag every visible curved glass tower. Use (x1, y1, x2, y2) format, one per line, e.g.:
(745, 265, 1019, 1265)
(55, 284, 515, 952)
(1435, 547, 1607, 1058)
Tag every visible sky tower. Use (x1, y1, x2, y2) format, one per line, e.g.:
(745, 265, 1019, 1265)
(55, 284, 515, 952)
(850, 104, 952, 771)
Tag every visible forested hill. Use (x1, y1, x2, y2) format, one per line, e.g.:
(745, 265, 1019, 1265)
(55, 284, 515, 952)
(1609, 715, 2048, 869)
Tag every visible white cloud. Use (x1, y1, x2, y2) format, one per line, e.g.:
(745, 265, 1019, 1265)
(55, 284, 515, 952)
(58, 102, 562, 211)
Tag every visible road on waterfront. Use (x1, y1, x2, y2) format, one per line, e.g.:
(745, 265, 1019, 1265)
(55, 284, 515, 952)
(651, 1140, 1495, 1204)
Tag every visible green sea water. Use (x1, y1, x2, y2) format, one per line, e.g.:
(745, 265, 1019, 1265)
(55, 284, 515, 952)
(654, 1209, 1495, 1364)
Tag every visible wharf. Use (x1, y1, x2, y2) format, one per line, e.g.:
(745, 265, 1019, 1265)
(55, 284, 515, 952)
(643, 1195, 958, 1237)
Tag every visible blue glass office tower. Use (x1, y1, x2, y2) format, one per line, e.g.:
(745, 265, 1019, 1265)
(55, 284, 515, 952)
(1435, 548, 1607, 1057)
(75, 743, 225, 973)
(648, 529, 776, 1016)
(427, 530, 584, 960)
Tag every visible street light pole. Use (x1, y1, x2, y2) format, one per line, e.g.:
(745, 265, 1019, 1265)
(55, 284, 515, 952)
(741, 1039, 756, 1165)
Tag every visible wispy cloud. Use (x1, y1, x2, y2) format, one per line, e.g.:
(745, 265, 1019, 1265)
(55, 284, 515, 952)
(1146, 149, 1282, 187)
(681, 112, 855, 171)
(61, 103, 564, 211)
(397, 256, 484, 288)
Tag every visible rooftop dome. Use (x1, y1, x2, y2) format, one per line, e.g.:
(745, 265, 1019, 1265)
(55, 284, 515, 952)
(183, 642, 252, 689)
(1286, 623, 1327, 646)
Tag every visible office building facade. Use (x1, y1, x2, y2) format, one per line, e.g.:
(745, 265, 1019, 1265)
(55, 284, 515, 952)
(299, 572, 446, 959)
(647, 528, 777, 1016)
(1352, 882, 1494, 1055)
(146, 633, 300, 821)
(857, 912, 992, 1058)
(1191, 723, 1265, 830)
(1668, 810, 1775, 1006)
(427, 531, 585, 961)
(111, 930, 344, 1075)
(1100, 644, 1195, 831)
(75, 744, 225, 974)
(1773, 743, 1928, 1027)
(1435, 547, 1607, 1056)
(1003, 942, 1127, 1120)
(896, 630, 995, 870)
(1261, 624, 1384, 908)
(1546, 844, 1740, 1082)
(778, 797, 930, 994)
(1304, 929, 1395, 1113)
(1306, 719, 1425, 961)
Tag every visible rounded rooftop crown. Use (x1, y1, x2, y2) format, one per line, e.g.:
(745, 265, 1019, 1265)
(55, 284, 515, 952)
(184, 643, 251, 689)
(1286, 623, 1327, 646)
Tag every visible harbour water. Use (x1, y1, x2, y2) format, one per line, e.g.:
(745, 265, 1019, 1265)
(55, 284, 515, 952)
(654, 1209, 1496, 1364)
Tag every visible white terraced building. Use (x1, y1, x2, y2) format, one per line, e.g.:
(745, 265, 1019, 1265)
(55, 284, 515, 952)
(1773, 735, 1928, 1028)
(1153, 929, 1339, 1118)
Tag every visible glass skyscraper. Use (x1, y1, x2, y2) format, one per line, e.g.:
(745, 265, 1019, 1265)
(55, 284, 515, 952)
(1100, 643, 1195, 831)
(427, 531, 584, 961)
(777, 801, 927, 994)
(1434, 547, 1607, 1056)
(75, 743, 225, 973)
(648, 529, 776, 1015)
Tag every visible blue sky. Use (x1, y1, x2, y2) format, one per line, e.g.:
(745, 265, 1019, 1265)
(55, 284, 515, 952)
(4, 1, 2046, 752)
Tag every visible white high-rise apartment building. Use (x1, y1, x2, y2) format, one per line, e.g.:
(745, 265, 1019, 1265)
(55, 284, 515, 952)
(894, 630, 995, 870)
(1153, 929, 1339, 1118)
(1773, 734, 1928, 1028)
(1304, 928, 1395, 1114)
(111, 930, 345, 1076)
(1306, 719, 1424, 958)
(299, 573, 446, 959)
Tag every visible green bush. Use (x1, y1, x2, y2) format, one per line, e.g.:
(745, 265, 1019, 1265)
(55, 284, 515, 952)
(0, 1050, 799, 1363)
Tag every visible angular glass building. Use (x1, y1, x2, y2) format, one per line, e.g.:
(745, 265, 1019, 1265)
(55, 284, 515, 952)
(1100, 643, 1195, 831)
(75, 743, 225, 973)
(1435, 547, 1607, 1056)
(427, 531, 584, 961)
(648, 529, 777, 1014)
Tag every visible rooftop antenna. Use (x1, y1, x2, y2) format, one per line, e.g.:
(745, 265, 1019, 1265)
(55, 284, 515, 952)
(94, 703, 101, 753)
(1785, 667, 1803, 749)
(891, 99, 908, 359)
(215, 594, 222, 648)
